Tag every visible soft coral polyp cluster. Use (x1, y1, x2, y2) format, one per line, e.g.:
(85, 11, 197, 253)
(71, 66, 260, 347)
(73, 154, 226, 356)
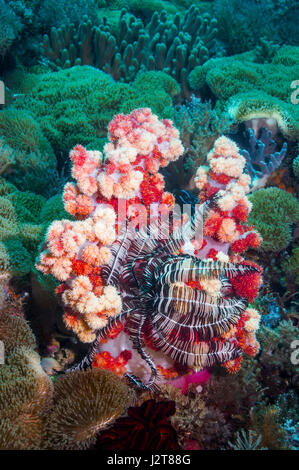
(36, 108, 183, 343)
(194, 136, 263, 372)
(36, 110, 263, 377)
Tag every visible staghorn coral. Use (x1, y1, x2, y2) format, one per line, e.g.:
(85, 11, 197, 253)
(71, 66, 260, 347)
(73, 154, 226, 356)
(248, 187, 299, 252)
(45, 368, 132, 450)
(40, 5, 222, 98)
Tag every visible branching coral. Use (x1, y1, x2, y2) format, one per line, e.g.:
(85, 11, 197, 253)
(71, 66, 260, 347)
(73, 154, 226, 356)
(45, 368, 132, 450)
(227, 429, 263, 450)
(248, 187, 299, 252)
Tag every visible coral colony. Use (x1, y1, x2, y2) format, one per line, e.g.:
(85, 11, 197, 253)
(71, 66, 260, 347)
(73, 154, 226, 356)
(1, 0, 299, 452)
(36, 108, 263, 388)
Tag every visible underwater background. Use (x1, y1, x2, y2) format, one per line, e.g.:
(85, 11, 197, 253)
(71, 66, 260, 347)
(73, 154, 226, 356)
(0, 0, 298, 451)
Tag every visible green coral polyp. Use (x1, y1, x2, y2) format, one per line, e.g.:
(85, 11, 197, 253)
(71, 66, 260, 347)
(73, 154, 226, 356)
(189, 46, 299, 139)
(248, 187, 299, 252)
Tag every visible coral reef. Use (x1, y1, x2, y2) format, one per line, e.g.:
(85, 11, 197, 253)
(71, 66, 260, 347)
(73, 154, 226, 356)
(36, 109, 262, 389)
(0, 0, 298, 452)
(189, 46, 299, 139)
(0, 0, 22, 58)
(41, 5, 222, 99)
(14, 66, 180, 155)
(213, 0, 299, 54)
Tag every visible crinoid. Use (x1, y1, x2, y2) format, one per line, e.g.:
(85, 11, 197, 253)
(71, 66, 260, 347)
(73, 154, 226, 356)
(69, 208, 259, 390)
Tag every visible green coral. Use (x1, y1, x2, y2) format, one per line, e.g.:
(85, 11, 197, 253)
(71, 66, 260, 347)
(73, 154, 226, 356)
(248, 187, 299, 252)
(0, 111, 60, 197)
(40, 5, 221, 99)
(189, 46, 299, 139)
(13, 66, 180, 155)
(0, 108, 55, 161)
